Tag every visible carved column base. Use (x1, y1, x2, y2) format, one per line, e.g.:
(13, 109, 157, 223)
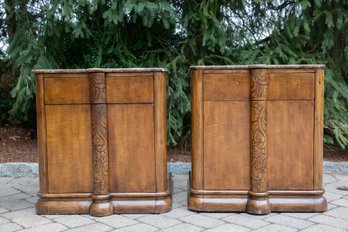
(246, 191, 271, 215)
(90, 194, 113, 217)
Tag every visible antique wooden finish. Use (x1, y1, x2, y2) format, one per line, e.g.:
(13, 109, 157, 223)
(35, 68, 172, 216)
(188, 65, 327, 214)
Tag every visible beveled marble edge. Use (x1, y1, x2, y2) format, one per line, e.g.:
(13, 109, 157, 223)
(190, 64, 325, 69)
(33, 67, 168, 73)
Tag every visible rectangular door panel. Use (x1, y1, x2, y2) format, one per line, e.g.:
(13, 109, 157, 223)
(268, 72, 315, 100)
(106, 75, 153, 103)
(44, 75, 90, 104)
(203, 73, 250, 101)
(46, 105, 93, 193)
(108, 104, 156, 193)
(203, 101, 250, 190)
(267, 101, 314, 190)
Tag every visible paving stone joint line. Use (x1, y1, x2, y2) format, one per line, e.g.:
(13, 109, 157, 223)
(0, 173, 348, 232)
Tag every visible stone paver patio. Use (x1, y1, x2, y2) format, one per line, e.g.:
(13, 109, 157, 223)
(0, 173, 347, 232)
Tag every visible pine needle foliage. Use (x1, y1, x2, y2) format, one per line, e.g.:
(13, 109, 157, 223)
(1, 0, 347, 148)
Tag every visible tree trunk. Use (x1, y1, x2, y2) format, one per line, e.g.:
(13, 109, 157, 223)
(5, 0, 16, 41)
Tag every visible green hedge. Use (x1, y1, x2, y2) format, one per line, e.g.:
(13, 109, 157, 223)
(1, 0, 347, 147)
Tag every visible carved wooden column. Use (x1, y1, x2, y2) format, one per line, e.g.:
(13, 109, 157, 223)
(89, 73, 113, 216)
(246, 69, 271, 214)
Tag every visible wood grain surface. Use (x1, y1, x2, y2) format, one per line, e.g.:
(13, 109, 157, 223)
(191, 69, 204, 190)
(267, 101, 314, 190)
(188, 66, 326, 213)
(154, 72, 168, 192)
(36, 74, 48, 194)
(268, 72, 315, 100)
(106, 75, 153, 103)
(44, 75, 90, 104)
(203, 73, 250, 100)
(108, 104, 156, 193)
(36, 70, 171, 215)
(45, 105, 93, 193)
(314, 69, 325, 190)
(203, 101, 250, 190)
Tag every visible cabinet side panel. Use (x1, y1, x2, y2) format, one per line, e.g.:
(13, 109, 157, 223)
(268, 101, 314, 190)
(314, 69, 324, 190)
(154, 72, 168, 192)
(203, 101, 250, 190)
(46, 105, 93, 193)
(36, 74, 47, 193)
(191, 70, 204, 190)
(108, 104, 156, 193)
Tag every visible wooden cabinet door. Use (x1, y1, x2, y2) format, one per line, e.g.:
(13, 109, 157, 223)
(202, 72, 251, 190)
(106, 73, 157, 193)
(267, 72, 315, 190)
(203, 101, 250, 190)
(44, 74, 93, 194)
(108, 104, 156, 193)
(46, 104, 93, 193)
(267, 101, 314, 190)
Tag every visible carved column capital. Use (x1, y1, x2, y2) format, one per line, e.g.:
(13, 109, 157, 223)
(251, 69, 268, 100)
(90, 73, 106, 104)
